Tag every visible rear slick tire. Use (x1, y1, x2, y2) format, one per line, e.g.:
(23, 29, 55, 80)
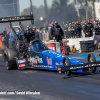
(4, 48, 18, 70)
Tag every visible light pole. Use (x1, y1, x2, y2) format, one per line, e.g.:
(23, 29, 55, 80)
(13, 0, 15, 16)
(30, 0, 34, 24)
(40, 17, 47, 28)
(76, 0, 80, 22)
(30, 0, 32, 13)
(40, 17, 47, 42)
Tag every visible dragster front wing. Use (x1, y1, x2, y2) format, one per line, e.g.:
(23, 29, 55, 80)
(58, 62, 100, 74)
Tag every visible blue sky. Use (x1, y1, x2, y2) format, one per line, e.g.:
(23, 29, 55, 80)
(19, 0, 53, 13)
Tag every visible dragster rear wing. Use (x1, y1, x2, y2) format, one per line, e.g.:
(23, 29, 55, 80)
(0, 14, 34, 23)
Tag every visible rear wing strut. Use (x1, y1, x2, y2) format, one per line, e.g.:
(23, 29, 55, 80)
(0, 14, 34, 23)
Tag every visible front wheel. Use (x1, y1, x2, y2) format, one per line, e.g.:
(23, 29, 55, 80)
(87, 53, 97, 73)
(63, 56, 71, 76)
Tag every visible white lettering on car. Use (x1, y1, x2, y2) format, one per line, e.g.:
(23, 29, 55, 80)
(30, 57, 37, 64)
(29, 57, 43, 64)
(49, 51, 65, 58)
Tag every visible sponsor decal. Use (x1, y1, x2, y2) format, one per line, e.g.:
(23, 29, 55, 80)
(30, 62, 36, 66)
(42, 66, 44, 68)
(49, 51, 65, 58)
(29, 56, 43, 65)
(56, 62, 63, 66)
(47, 57, 52, 65)
(70, 63, 98, 70)
(58, 68, 61, 71)
(59, 71, 62, 74)
(60, 62, 63, 65)
(68, 57, 71, 59)
(28, 47, 30, 51)
(46, 44, 56, 51)
(18, 59, 26, 64)
(56, 62, 60, 66)
(80, 63, 84, 64)
(19, 64, 26, 68)
(49, 66, 53, 68)
(50, 66, 52, 68)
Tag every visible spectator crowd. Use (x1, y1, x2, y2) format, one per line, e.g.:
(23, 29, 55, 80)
(25, 19, 100, 42)
(4, 18, 100, 47)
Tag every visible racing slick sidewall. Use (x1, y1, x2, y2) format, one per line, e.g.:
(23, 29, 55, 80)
(4, 48, 18, 69)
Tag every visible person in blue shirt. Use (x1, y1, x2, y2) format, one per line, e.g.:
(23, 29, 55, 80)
(9, 29, 15, 48)
(16, 28, 20, 35)
(9, 29, 14, 41)
(16, 27, 23, 40)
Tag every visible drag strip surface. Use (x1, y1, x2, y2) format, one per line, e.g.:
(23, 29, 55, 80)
(0, 57, 100, 100)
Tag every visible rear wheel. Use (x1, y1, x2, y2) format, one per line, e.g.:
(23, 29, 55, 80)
(63, 56, 71, 76)
(4, 48, 18, 70)
(87, 53, 96, 73)
(5, 59, 10, 70)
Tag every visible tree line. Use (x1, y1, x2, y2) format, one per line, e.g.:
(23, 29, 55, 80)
(21, 0, 100, 26)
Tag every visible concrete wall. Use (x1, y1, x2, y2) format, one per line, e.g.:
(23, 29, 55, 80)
(67, 37, 94, 51)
